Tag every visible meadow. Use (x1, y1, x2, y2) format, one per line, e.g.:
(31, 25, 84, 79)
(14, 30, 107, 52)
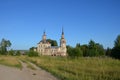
(0, 55, 120, 80)
(0, 55, 22, 68)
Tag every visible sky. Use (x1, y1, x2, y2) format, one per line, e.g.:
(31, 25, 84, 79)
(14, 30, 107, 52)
(0, 0, 120, 50)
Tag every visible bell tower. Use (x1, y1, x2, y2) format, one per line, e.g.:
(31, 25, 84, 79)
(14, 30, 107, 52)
(60, 28, 67, 56)
(42, 31, 46, 43)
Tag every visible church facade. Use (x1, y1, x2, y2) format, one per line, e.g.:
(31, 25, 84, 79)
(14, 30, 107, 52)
(34, 29, 67, 56)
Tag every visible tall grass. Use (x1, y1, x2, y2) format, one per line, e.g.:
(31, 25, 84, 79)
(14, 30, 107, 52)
(0, 55, 22, 69)
(26, 56, 120, 80)
(0, 55, 120, 80)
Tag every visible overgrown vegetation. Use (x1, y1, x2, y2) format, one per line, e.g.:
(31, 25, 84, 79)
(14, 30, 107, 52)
(67, 34, 120, 59)
(19, 58, 36, 70)
(26, 56, 120, 80)
(111, 35, 120, 59)
(27, 51, 38, 57)
(0, 55, 119, 80)
(67, 40, 105, 57)
(0, 55, 22, 69)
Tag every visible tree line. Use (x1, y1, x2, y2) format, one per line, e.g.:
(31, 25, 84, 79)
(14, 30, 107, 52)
(67, 40, 105, 57)
(67, 35, 120, 59)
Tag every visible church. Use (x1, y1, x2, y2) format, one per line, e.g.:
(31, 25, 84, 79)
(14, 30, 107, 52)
(34, 29, 67, 56)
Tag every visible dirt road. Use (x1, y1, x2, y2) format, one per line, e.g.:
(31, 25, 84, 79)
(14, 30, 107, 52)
(0, 61, 58, 80)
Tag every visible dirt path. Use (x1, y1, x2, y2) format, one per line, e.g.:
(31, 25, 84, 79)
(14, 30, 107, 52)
(0, 61, 58, 80)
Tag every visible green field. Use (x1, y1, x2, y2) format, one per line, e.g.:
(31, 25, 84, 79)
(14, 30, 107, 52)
(0, 55, 22, 68)
(0, 55, 120, 80)
(27, 56, 120, 80)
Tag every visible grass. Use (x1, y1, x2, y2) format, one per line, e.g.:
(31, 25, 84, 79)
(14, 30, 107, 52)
(0, 55, 22, 69)
(0, 55, 120, 80)
(18, 56, 36, 70)
(26, 56, 120, 80)
(26, 62, 36, 70)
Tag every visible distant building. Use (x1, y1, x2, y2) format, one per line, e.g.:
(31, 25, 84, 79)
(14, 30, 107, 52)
(34, 28, 67, 56)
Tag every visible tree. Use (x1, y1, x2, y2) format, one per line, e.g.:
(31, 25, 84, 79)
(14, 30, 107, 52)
(6, 40, 12, 51)
(106, 47, 111, 56)
(114, 35, 120, 47)
(87, 40, 105, 57)
(16, 50, 21, 56)
(81, 44, 89, 57)
(96, 43, 105, 56)
(88, 40, 96, 49)
(30, 47, 36, 51)
(87, 40, 97, 56)
(75, 43, 83, 57)
(0, 39, 7, 54)
(73, 47, 83, 57)
(111, 35, 120, 59)
(27, 51, 38, 57)
(8, 49, 15, 55)
(47, 39, 58, 46)
(76, 43, 81, 48)
(67, 45, 74, 57)
(0, 39, 11, 54)
(67, 44, 83, 57)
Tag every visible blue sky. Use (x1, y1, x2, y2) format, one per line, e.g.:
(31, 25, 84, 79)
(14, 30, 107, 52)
(0, 0, 120, 50)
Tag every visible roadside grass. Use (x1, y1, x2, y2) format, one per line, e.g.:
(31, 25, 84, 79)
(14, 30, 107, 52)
(0, 55, 22, 69)
(18, 56, 36, 70)
(26, 62, 36, 70)
(26, 56, 120, 80)
(0, 55, 120, 80)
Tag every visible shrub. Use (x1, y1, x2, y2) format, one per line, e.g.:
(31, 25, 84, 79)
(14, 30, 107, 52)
(8, 50, 15, 55)
(27, 51, 38, 57)
(16, 51, 21, 56)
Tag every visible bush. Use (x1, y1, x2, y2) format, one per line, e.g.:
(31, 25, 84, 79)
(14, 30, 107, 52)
(16, 51, 21, 56)
(73, 47, 83, 57)
(27, 51, 38, 57)
(67, 45, 83, 57)
(111, 46, 120, 59)
(8, 50, 15, 55)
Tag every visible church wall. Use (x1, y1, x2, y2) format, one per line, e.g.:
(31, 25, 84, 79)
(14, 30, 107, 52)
(35, 29, 67, 56)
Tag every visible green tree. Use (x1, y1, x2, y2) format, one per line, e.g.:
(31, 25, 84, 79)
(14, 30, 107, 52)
(87, 49, 98, 57)
(16, 50, 21, 56)
(47, 39, 58, 46)
(89, 40, 96, 49)
(27, 51, 38, 57)
(106, 47, 111, 56)
(88, 40, 97, 56)
(76, 43, 81, 48)
(87, 40, 105, 57)
(30, 47, 36, 51)
(114, 35, 120, 47)
(96, 43, 105, 56)
(67, 44, 83, 57)
(111, 35, 120, 59)
(67, 45, 73, 57)
(81, 44, 88, 57)
(6, 40, 11, 51)
(8, 49, 15, 55)
(73, 47, 83, 57)
(0, 39, 11, 54)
